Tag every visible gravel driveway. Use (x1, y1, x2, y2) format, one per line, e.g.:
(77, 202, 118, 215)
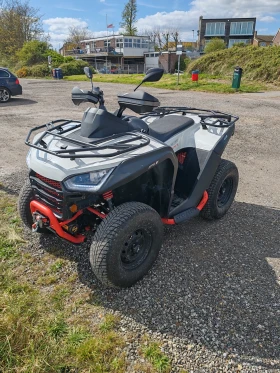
(0, 79, 279, 372)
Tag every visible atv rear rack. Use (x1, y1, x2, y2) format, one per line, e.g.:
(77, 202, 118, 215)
(142, 107, 239, 128)
(25, 119, 150, 159)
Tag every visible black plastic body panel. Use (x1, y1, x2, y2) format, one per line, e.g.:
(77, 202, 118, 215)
(100, 144, 178, 193)
(79, 108, 132, 138)
(169, 126, 235, 217)
(118, 90, 160, 114)
(71, 87, 99, 106)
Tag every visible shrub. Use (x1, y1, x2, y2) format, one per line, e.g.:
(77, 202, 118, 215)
(15, 66, 31, 78)
(204, 38, 226, 54)
(64, 56, 75, 63)
(59, 59, 89, 76)
(29, 64, 50, 77)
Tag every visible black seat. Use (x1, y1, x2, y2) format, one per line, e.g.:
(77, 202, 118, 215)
(149, 116, 194, 142)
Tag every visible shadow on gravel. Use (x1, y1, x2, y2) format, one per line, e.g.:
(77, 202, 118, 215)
(0, 98, 38, 106)
(38, 201, 280, 369)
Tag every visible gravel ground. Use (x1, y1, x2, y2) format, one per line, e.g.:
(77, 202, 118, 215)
(0, 79, 280, 372)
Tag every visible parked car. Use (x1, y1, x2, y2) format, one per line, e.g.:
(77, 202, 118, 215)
(0, 67, 22, 103)
(98, 67, 111, 74)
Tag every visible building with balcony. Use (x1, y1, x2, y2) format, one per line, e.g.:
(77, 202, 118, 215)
(61, 34, 154, 73)
(198, 16, 256, 52)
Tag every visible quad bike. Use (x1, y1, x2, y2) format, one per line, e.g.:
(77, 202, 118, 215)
(18, 67, 239, 288)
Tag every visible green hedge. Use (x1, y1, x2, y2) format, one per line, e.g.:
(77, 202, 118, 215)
(59, 60, 89, 76)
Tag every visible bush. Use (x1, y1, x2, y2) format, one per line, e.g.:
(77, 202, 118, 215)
(204, 38, 226, 54)
(15, 66, 31, 78)
(29, 64, 50, 77)
(64, 56, 75, 63)
(187, 45, 280, 82)
(47, 50, 65, 68)
(179, 57, 191, 71)
(59, 60, 89, 76)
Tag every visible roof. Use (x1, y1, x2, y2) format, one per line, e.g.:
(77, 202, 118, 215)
(272, 28, 280, 41)
(80, 35, 150, 43)
(255, 35, 274, 42)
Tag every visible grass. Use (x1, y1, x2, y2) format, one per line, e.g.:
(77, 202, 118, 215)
(142, 342, 171, 373)
(64, 72, 268, 93)
(0, 190, 171, 372)
(187, 44, 280, 84)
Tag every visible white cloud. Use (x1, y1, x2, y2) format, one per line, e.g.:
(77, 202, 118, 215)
(259, 16, 276, 22)
(43, 17, 89, 48)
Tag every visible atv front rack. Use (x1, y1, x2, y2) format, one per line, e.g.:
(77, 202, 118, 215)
(25, 119, 150, 159)
(142, 107, 239, 128)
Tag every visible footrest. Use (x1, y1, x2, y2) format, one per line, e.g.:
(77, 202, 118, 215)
(173, 208, 200, 224)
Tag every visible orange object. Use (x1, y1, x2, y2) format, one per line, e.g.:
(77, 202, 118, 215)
(70, 204, 78, 213)
(162, 190, 208, 225)
(87, 207, 107, 219)
(196, 190, 208, 211)
(30, 200, 85, 244)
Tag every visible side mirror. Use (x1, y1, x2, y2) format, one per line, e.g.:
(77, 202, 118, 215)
(134, 68, 164, 91)
(142, 68, 164, 83)
(84, 67, 93, 79)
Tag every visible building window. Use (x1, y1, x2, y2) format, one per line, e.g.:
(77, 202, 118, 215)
(133, 38, 141, 48)
(259, 42, 267, 46)
(205, 22, 225, 36)
(124, 38, 133, 47)
(141, 39, 149, 48)
(228, 39, 251, 47)
(230, 22, 254, 35)
(104, 40, 110, 47)
(116, 38, 123, 48)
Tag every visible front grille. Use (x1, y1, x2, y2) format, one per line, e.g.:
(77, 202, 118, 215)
(35, 173, 62, 190)
(30, 173, 64, 218)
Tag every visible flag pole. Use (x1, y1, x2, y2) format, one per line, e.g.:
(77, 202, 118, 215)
(106, 14, 108, 72)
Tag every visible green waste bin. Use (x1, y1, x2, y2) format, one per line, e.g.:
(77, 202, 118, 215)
(232, 66, 242, 89)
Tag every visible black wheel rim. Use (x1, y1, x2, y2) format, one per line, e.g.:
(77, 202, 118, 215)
(120, 229, 152, 270)
(217, 177, 234, 208)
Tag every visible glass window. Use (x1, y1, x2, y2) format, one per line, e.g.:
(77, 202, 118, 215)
(0, 69, 9, 77)
(228, 39, 251, 47)
(133, 38, 141, 48)
(124, 38, 132, 47)
(230, 22, 254, 35)
(205, 22, 225, 36)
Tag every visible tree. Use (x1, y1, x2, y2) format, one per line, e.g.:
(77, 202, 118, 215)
(204, 38, 226, 54)
(16, 40, 64, 67)
(120, 0, 137, 36)
(65, 26, 93, 47)
(0, 0, 43, 58)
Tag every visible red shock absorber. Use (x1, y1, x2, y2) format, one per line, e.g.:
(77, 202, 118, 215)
(103, 191, 113, 200)
(103, 190, 114, 210)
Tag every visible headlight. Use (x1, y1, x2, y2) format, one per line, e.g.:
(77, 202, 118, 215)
(63, 168, 114, 192)
(26, 150, 31, 169)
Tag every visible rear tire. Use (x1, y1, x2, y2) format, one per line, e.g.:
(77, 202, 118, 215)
(0, 87, 11, 103)
(18, 179, 50, 233)
(200, 159, 238, 220)
(90, 202, 163, 288)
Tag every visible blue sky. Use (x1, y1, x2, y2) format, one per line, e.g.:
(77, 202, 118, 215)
(27, 0, 280, 48)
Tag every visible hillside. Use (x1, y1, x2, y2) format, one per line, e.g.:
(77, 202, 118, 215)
(187, 45, 280, 83)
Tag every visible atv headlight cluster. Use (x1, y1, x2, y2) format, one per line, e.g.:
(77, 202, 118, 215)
(63, 168, 114, 192)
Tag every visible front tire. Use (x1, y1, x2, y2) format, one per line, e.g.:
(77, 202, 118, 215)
(200, 159, 239, 220)
(18, 179, 50, 233)
(0, 87, 11, 103)
(90, 202, 163, 288)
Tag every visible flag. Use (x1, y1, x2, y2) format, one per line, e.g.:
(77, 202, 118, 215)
(107, 24, 114, 28)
